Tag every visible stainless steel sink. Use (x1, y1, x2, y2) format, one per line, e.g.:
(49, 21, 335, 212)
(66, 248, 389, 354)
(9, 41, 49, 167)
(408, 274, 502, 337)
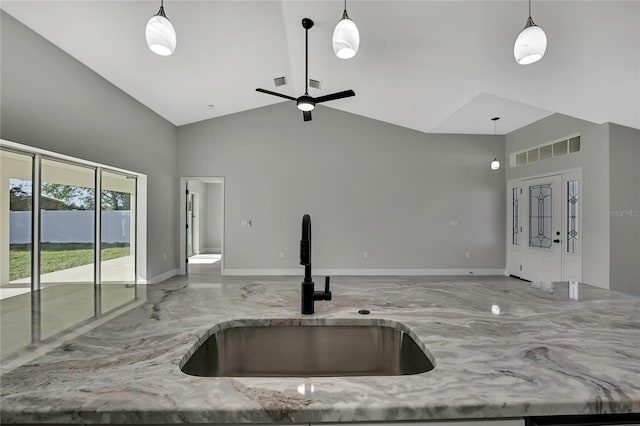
(180, 323, 435, 377)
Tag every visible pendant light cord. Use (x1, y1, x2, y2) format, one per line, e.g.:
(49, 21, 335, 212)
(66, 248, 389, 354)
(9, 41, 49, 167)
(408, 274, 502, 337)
(305, 26, 309, 95)
(528, 0, 532, 18)
(491, 116, 500, 135)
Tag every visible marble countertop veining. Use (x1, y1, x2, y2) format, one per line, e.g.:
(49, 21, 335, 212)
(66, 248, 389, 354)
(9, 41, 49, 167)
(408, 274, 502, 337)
(1, 275, 639, 424)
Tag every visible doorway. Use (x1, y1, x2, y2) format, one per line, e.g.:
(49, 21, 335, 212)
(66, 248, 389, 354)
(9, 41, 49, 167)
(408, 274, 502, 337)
(181, 178, 224, 276)
(507, 169, 582, 282)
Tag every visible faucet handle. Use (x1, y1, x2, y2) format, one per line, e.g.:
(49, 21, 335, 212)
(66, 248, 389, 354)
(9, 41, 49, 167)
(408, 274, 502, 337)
(324, 276, 332, 300)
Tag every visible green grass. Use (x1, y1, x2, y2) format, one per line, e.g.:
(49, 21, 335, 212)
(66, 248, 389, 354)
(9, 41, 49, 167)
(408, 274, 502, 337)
(9, 244, 130, 281)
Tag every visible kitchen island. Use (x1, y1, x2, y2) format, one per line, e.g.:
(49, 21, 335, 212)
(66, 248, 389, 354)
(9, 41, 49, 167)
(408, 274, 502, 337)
(1, 275, 639, 424)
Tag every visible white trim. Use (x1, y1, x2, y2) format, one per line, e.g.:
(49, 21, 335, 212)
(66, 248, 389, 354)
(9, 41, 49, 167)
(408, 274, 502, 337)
(0, 139, 144, 177)
(136, 175, 148, 283)
(224, 268, 507, 276)
(139, 268, 179, 284)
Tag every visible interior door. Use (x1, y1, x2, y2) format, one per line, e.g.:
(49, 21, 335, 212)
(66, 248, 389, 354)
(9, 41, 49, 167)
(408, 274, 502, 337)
(186, 193, 194, 258)
(520, 175, 562, 282)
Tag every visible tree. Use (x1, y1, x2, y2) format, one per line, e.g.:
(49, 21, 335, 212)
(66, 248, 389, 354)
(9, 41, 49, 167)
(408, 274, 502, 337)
(101, 190, 130, 211)
(40, 183, 94, 210)
(9, 184, 31, 211)
(10, 181, 130, 211)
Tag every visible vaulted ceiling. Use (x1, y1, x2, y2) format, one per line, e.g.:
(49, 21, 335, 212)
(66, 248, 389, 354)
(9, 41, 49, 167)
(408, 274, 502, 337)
(2, 1, 639, 134)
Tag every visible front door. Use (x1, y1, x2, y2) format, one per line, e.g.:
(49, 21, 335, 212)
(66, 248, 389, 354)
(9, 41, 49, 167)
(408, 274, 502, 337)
(520, 175, 562, 282)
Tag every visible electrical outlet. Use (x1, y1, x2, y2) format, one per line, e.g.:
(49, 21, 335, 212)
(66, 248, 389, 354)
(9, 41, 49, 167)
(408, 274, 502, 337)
(465, 251, 470, 259)
(279, 251, 285, 259)
(163, 253, 167, 261)
(363, 251, 369, 259)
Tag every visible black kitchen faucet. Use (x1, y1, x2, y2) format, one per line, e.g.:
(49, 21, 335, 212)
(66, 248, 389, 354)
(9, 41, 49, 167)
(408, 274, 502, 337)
(300, 214, 331, 314)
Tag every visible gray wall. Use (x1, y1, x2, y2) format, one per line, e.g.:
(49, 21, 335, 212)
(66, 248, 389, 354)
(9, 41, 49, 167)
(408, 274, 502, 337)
(609, 124, 640, 295)
(505, 114, 610, 288)
(206, 183, 223, 253)
(178, 102, 505, 273)
(0, 12, 178, 280)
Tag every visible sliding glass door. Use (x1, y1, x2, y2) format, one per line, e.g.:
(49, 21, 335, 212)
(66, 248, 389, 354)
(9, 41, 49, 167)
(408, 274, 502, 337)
(1, 150, 34, 356)
(0, 147, 139, 357)
(40, 159, 96, 339)
(100, 170, 136, 313)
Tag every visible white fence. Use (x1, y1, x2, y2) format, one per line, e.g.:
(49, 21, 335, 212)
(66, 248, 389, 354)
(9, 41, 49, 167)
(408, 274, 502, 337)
(10, 211, 131, 244)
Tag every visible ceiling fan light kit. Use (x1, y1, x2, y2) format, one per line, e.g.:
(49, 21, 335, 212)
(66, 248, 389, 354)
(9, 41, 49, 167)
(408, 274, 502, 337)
(297, 95, 316, 112)
(332, 1, 360, 60)
(256, 18, 356, 122)
(146, 0, 176, 56)
(514, 0, 547, 65)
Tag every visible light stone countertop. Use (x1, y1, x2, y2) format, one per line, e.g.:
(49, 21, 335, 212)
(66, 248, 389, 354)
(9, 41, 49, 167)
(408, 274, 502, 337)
(1, 275, 639, 424)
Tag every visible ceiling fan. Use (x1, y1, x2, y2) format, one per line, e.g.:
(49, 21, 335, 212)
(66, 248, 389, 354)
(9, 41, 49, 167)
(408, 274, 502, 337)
(256, 18, 355, 122)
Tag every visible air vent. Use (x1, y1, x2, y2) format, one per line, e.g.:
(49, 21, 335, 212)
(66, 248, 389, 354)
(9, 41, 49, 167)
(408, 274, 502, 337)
(309, 79, 321, 90)
(274, 76, 287, 87)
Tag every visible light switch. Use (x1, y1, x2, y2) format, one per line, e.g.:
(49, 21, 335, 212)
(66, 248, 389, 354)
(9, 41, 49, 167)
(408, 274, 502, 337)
(449, 220, 459, 228)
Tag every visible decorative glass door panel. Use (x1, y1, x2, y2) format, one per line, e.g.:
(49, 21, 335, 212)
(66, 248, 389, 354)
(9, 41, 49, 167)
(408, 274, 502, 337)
(529, 184, 553, 249)
(521, 175, 562, 282)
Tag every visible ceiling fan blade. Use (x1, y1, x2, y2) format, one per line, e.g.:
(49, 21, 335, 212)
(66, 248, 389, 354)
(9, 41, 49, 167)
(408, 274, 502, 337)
(256, 88, 296, 101)
(314, 90, 355, 104)
(303, 111, 312, 121)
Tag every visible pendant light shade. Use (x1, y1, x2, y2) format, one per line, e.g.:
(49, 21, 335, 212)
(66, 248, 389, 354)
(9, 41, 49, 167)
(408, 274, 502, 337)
(146, 2, 176, 56)
(513, 0, 546, 65)
(514, 17, 547, 65)
(332, 3, 360, 59)
(490, 158, 501, 170)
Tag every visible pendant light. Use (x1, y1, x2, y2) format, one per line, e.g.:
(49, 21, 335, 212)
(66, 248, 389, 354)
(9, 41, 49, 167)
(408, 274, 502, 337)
(490, 117, 501, 171)
(332, 0, 360, 59)
(513, 0, 547, 65)
(145, 0, 176, 56)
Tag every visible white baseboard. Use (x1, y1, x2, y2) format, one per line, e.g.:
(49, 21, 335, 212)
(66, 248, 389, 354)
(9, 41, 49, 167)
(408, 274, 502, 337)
(139, 268, 179, 284)
(224, 268, 507, 277)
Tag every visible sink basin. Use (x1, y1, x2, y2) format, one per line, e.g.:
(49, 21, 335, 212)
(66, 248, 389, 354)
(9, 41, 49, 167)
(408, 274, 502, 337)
(180, 322, 435, 377)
